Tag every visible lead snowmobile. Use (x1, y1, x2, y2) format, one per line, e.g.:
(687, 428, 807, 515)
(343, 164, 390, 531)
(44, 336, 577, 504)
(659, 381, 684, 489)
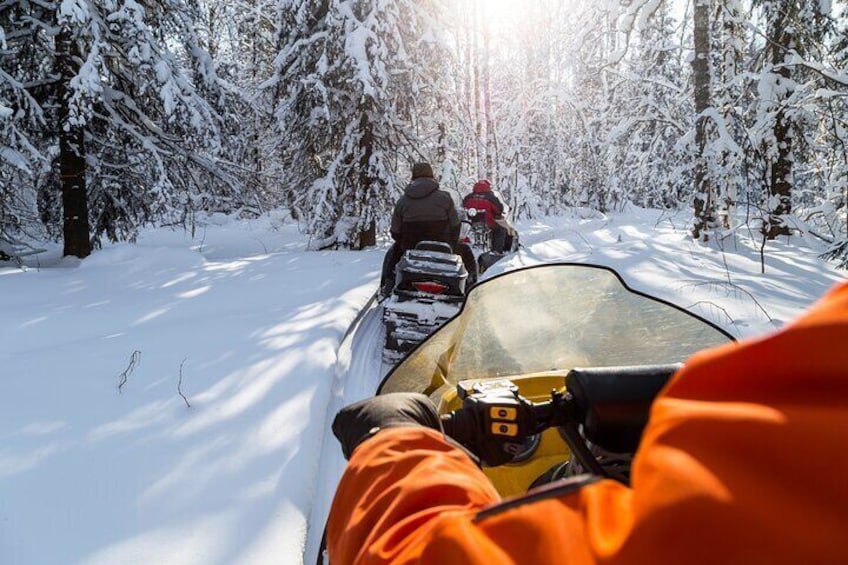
(381, 240, 469, 364)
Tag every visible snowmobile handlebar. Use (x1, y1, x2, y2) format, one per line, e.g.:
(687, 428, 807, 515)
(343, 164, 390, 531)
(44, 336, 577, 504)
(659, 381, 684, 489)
(440, 364, 682, 470)
(440, 383, 582, 468)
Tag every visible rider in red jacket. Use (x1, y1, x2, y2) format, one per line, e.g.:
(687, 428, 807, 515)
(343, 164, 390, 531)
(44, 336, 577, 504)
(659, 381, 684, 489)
(328, 280, 848, 564)
(462, 179, 509, 253)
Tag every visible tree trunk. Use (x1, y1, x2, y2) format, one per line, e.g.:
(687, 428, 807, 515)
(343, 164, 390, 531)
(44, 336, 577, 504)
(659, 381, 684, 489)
(436, 121, 448, 165)
(57, 25, 91, 258)
(482, 19, 497, 185)
(765, 7, 793, 239)
(767, 102, 792, 239)
(358, 220, 376, 249)
(692, 0, 713, 241)
(718, 1, 743, 228)
(473, 0, 486, 177)
(357, 110, 376, 249)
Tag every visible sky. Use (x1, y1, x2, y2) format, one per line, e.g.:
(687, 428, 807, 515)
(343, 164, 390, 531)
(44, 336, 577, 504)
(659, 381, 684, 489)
(1, 207, 844, 565)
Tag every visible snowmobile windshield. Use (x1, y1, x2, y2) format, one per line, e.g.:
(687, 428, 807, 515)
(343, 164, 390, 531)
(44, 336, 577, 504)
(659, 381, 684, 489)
(378, 263, 733, 399)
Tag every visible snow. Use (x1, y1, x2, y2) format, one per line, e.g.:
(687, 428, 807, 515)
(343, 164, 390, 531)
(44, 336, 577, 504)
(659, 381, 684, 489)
(1, 208, 843, 564)
(1, 146, 29, 170)
(58, 0, 90, 24)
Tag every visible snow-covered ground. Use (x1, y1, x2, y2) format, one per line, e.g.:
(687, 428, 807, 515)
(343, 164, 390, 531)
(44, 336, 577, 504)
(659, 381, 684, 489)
(1, 208, 843, 565)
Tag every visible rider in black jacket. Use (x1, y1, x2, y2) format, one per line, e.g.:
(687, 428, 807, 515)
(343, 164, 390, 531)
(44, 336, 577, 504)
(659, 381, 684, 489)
(390, 163, 459, 248)
(380, 163, 471, 297)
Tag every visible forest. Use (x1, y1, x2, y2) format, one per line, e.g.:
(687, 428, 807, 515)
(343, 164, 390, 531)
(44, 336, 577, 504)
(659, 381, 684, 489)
(1, 0, 846, 267)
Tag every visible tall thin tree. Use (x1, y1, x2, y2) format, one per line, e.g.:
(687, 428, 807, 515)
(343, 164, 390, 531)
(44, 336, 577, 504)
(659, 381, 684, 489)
(692, 0, 713, 241)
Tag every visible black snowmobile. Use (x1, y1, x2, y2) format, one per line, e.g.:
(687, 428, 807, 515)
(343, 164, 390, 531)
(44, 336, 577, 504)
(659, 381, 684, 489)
(381, 240, 469, 364)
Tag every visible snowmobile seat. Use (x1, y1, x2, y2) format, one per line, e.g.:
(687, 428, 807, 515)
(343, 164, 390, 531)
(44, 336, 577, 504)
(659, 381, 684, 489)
(414, 240, 454, 255)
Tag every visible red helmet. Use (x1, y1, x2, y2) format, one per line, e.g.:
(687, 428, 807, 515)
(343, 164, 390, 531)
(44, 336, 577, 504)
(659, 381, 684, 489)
(473, 179, 491, 193)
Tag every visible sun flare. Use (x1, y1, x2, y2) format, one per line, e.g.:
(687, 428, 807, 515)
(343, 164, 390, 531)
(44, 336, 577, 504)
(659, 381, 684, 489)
(480, 0, 528, 34)
(475, 0, 556, 45)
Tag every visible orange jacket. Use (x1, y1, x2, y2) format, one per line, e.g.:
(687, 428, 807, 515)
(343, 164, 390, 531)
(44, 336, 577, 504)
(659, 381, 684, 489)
(328, 281, 848, 564)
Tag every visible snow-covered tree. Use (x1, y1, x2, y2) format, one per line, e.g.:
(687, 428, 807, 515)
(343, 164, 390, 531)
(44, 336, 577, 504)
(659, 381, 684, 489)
(747, 0, 835, 239)
(0, 1, 55, 249)
(711, 0, 747, 227)
(2, 0, 246, 257)
(476, 0, 570, 218)
(610, 2, 690, 211)
(691, 0, 714, 241)
(271, 0, 452, 249)
(196, 0, 278, 205)
(72, 1, 251, 249)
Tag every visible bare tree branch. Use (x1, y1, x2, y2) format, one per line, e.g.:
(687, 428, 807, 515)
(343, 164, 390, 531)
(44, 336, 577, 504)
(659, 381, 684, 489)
(117, 350, 141, 392)
(686, 280, 776, 325)
(178, 358, 191, 408)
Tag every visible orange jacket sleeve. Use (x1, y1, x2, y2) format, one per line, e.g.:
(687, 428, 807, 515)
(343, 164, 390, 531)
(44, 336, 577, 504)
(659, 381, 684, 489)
(327, 281, 848, 564)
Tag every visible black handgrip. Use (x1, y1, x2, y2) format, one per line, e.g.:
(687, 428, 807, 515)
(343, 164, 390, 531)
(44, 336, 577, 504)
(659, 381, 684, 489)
(566, 364, 681, 453)
(440, 410, 477, 448)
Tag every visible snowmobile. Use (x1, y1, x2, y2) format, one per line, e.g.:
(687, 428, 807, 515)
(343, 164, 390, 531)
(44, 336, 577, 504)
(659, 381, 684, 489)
(463, 207, 492, 251)
(376, 262, 734, 495)
(312, 262, 734, 564)
(381, 240, 469, 365)
(460, 207, 520, 275)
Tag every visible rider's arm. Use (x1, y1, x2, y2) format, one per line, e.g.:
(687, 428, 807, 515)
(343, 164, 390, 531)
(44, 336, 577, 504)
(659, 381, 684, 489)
(486, 192, 505, 218)
(445, 193, 460, 228)
(327, 426, 633, 564)
(327, 427, 501, 564)
(329, 283, 848, 564)
(390, 201, 403, 241)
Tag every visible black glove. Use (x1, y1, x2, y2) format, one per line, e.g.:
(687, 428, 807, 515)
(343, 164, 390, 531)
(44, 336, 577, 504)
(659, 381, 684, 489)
(332, 393, 442, 460)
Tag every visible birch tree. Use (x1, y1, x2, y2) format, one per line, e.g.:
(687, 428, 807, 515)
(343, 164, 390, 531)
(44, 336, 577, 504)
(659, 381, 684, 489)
(692, 0, 714, 241)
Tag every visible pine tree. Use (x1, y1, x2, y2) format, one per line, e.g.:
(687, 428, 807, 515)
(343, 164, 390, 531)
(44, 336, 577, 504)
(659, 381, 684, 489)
(2, 0, 244, 256)
(272, 0, 452, 249)
(73, 0, 245, 245)
(0, 1, 57, 249)
(197, 0, 277, 207)
(612, 3, 689, 211)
